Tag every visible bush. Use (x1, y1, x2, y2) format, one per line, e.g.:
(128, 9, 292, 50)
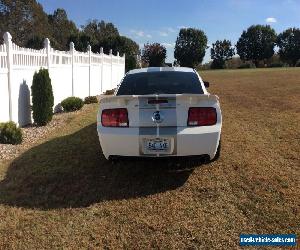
(296, 60, 300, 67)
(104, 89, 115, 95)
(31, 69, 54, 126)
(269, 62, 284, 68)
(0, 122, 22, 145)
(238, 63, 254, 69)
(84, 96, 98, 104)
(210, 59, 225, 69)
(61, 97, 84, 112)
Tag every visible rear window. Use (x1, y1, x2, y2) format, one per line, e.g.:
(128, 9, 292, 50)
(116, 71, 203, 95)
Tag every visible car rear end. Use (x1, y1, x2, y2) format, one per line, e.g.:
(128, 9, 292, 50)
(97, 68, 222, 160)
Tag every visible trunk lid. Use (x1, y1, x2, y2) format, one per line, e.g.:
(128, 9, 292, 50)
(99, 94, 219, 127)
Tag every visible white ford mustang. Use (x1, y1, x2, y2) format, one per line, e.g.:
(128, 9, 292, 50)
(97, 67, 222, 161)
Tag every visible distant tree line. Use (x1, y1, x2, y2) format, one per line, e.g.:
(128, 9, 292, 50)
(0, 0, 139, 71)
(141, 25, 300, 69)
(1, 1, 299, 70)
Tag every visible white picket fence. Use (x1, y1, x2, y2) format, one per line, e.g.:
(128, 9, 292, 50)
(0, 32, 125, 126)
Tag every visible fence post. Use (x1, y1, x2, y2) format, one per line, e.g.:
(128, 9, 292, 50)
(100, 47, 104, 93)
(110, 49, 113, 89)
(44, 38, 51, 69)
(88, 45, 91, 96)
(3, 32, 13, 121)
(116, 51, 120, 85)
(70, 42, 75, 96)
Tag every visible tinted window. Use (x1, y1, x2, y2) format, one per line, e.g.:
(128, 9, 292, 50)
(116, 71, 203, 95)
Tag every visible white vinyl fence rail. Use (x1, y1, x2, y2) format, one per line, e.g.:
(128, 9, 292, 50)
(0, 32, 125, 126)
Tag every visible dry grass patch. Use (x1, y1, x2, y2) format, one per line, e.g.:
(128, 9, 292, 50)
(0, 68, 299, 249)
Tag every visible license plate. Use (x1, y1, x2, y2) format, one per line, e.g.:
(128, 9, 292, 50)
(146, 138, 170, 151)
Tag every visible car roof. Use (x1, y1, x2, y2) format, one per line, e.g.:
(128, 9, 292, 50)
(127, 67, 195, 75)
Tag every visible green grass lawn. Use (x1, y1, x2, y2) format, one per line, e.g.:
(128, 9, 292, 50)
(0, 68, 299, 249)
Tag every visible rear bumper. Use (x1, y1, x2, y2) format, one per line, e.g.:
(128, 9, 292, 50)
(97, 126, 221, 160)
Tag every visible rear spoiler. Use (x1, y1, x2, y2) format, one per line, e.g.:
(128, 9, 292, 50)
(100, 94, 219, 106)
(176, 94, 219, 105)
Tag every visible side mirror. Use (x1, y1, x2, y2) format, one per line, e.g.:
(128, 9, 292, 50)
(204, 81, 209, 88)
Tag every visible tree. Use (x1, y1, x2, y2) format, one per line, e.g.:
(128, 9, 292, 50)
(174, 28, 207, 67)
(115, 36, 139, 72)
(25, 35, 44, 49)
(67, 32, 92, 52)
(0, 0, 50, 46)
(0, 2, 78, 50)
(68, 20, 139, 71)
(277, 28, 300, 66)
(0, 2, 138, 70)
(94, 35, 139, 71)
(78, 19, 139, 71)
(141, 43, 166, 67)
(210, 39, 235, 69)
(236, 25, 277, 67)
(31, 69, 54, 126)
(48, 8, 78, 50)
(81, 19, 119, 47)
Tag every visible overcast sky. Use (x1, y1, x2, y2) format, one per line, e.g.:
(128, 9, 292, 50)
(38, 0, 300, 63)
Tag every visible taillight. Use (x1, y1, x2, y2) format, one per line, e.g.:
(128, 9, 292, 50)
(187, 107, 217, 126)
(101, 108, 129, 127)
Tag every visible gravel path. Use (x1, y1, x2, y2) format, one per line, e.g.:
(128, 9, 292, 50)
(0, 112, 73, 161)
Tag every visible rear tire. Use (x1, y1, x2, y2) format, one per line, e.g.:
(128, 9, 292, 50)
(108, 156, 118, 164)
(211, 140, 221, 162)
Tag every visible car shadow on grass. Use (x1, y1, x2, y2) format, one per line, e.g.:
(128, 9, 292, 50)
(0, 123, 207, 210)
